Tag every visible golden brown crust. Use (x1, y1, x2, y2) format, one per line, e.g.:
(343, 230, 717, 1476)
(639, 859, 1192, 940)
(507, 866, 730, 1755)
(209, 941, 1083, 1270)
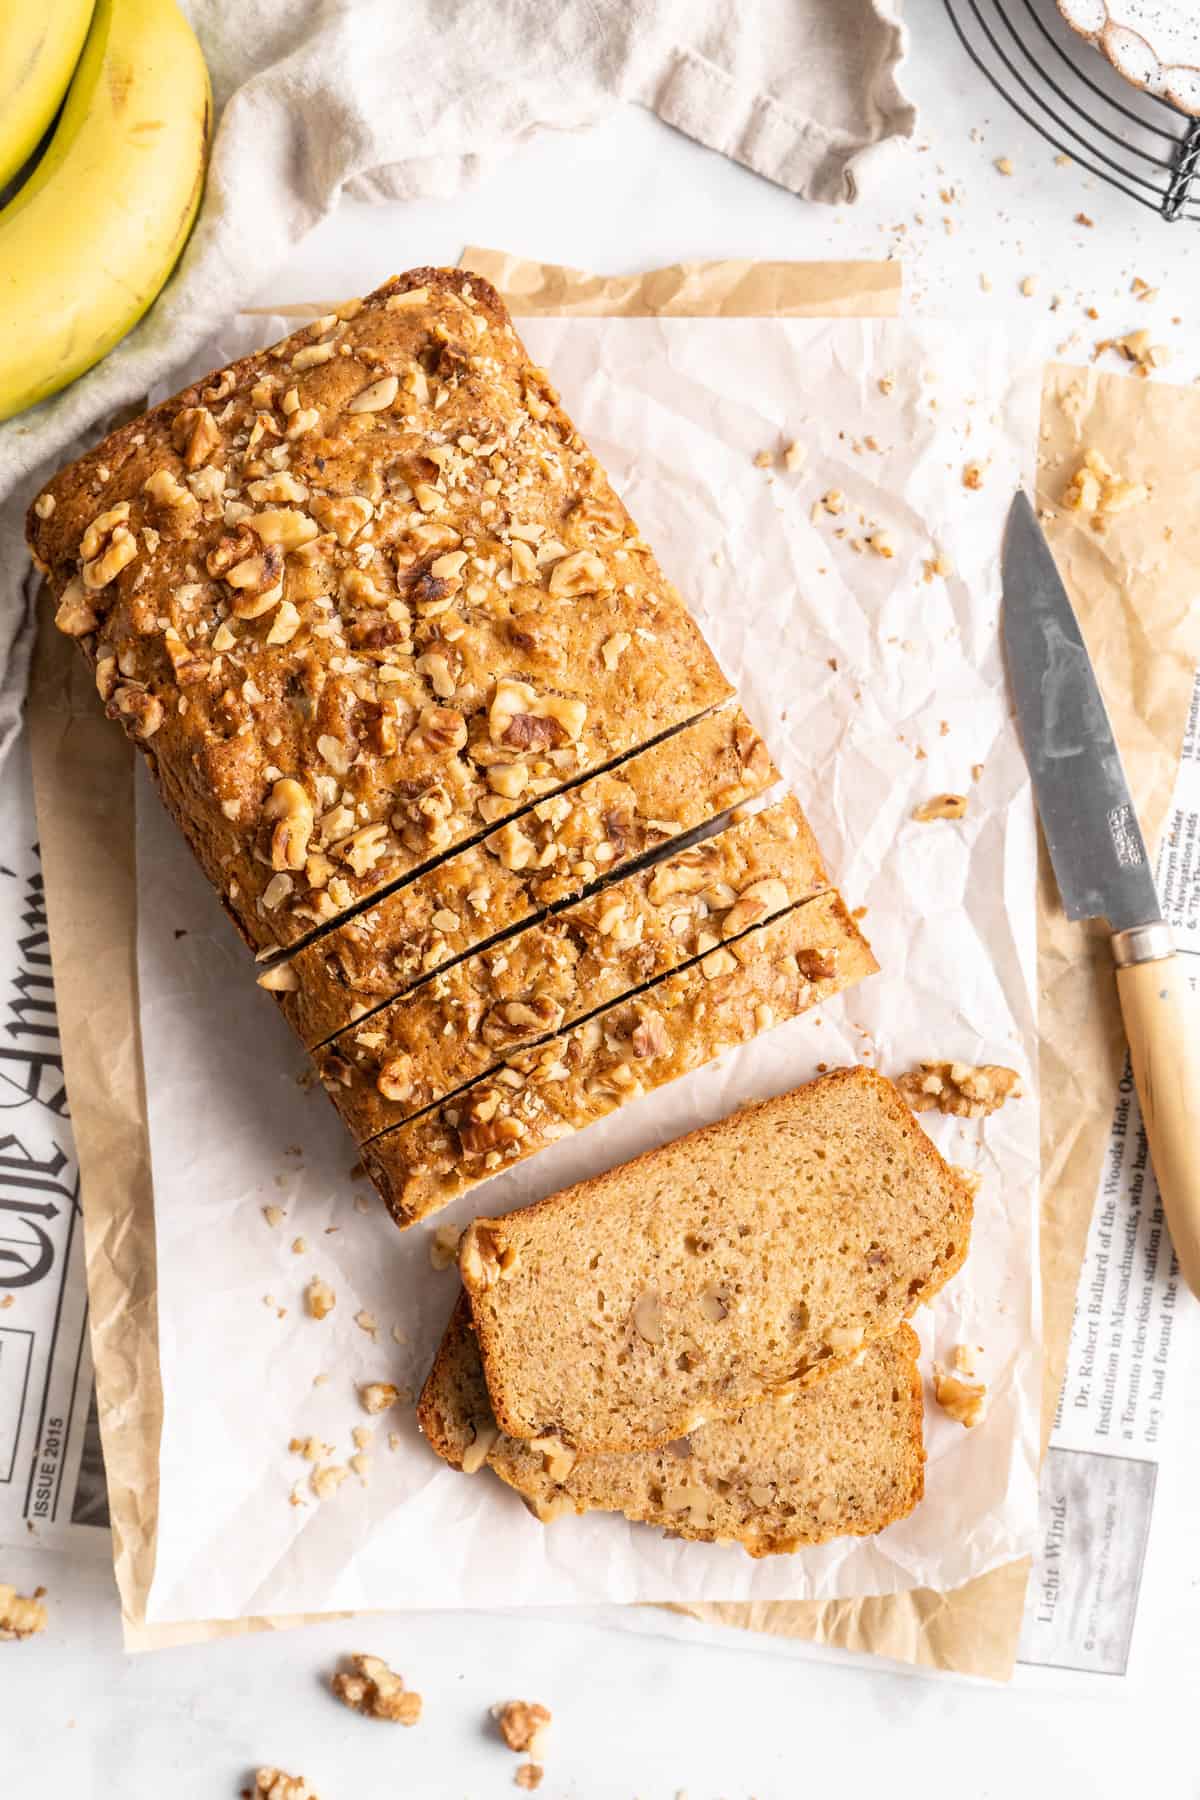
(270, 705, 779, 1047)
(363, 890, 877, 1228)
(32, 267, 729, 953)
(317, 797, 827, 1139)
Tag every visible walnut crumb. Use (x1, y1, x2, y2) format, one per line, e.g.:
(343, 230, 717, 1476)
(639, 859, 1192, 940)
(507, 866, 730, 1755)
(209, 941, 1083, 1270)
(962, 462, 984, 491)
(912, 794, 967, 823)
(994, 155, 1014, 175)
(515, 1766, 544, 1791)
(493, 1700, 552, 1757)
(934, 1365, 987, 1428)
(752, 448, 774, 468)
(782, 440, 806, 472)
(291, 1237, 307, 1255)
(305, 1276, 335, 1319)
(263, 1205, 285, 1228)
(867, 531, 896, 558)
(331, 1653, 422, 1724)
(245, 1769, 318, 1800)
(898, 1060, 1022, 1118)
(359, 1381, 402, 1415)
(0, 1583, 47, 1640)
(1063, 449, 1149, 529)
(428, 1222, 463, 1271)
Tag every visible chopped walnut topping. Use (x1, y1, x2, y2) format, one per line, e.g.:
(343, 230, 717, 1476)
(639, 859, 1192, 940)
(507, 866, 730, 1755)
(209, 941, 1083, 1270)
(264, 779, 315, 873)
(331, 1653, 422, 1723)
(896, 1061, 1022, 1118)
(912, 794, 967, 822)
(245, 1768, 319, 1800)
(306, 1276, 336, 1319)
(0, 1583, 47, 1640)
(493, 1700, 552, 1758)
(933, 1365, 987, 1428)
(54, 578, 99, 637)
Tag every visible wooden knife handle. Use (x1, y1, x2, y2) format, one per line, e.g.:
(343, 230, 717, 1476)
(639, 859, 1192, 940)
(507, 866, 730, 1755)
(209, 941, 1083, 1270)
(1115, 948, 1200, 1299)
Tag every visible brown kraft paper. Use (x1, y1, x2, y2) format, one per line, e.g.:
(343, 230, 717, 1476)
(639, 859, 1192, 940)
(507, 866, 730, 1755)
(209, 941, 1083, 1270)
(29, 252, 1200, 1676)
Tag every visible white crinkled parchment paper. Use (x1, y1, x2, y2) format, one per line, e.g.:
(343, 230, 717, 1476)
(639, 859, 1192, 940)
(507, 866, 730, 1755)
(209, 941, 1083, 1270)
(135, 315, 1044, 1623)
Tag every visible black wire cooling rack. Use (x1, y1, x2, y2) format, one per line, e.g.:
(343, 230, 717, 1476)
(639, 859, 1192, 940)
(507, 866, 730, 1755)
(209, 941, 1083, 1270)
(943, 0, 1200, 222)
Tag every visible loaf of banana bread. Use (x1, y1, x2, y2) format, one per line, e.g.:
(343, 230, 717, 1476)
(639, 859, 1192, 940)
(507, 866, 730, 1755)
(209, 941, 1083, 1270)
(30, 268, 730, 954)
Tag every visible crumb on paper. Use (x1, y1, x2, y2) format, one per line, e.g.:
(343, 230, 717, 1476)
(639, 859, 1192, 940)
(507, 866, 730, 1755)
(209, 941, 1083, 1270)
(1055, 152, 1071, 167)
(353, 1192, 371, 1215)
(818, 489, 844, 516)
(359, 1381, 402, 1415)
(263, 1205, 285, 1228)
(753, 448, 774, 469)
(0, 1583, 47, 1640)
(288, 1483, 308, 1508)
(922, 551, 953, 582)
(962, 462, 984, 491)
(310, 1464, 350, 1500)
(934, 1364, 988, 1428)
(1075, 211, 1094, 227)
(331, 1653, 423, 1724)
(979, 273, 993, 293)
(515, 1767, 544, 1792)
(493, 1700, 552, 1758)
(352, 1425, 373, 1452)
(867, 531, 895, 559)
(391, 1323, 409, 1346)
(291, 1237, 307, 1255)
(1063, 448, 1149, 528)
(0, 1295, 13, 1310)
(349, 1452, 371, 1483)
(245, 1769, 318, 1800)
(878, 374, 895, 396)
(306, 1276, 336, 1320)
(897, 1061, 1022, 1118)
(312, 1372, 329, 1387)
(1093, 329, 1169, 375)
(1131, 276, 1158, 303)
(782, 439, 806, 472)
(289, 1435, 333, 1462)
(971, 762, 984, 782)
(912, 793, 968, 822)
(994, 155, 1014, 175)
(429, 1223, 463, 1271)
(355, 1309, 379, 1339)
(388, 1432, 402, 1452)
(953, 1343, 984, 1379)
(1020, 276, 1037, 298)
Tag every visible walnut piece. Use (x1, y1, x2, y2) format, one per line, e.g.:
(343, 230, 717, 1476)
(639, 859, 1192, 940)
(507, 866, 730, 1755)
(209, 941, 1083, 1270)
(359, 1382, 402, 1415)
(0, 1583, 47, 1640)
(331, 1653, 422, 1724)
(1063, 449, 1149, 531)
(494, 1700, 552, 1757)
(245, 1769, 319, 1800)
(515, 1766, 544, 1791)
(912, 794, 967, 822)
(896, 1060, 1023, 1119)
(305, 1276, 336, 1319)
(933, 1365, 987, 1428)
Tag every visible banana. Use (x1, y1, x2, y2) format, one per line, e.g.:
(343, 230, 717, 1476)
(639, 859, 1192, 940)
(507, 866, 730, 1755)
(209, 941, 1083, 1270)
(0, 0, 211, 423)
(0, 0, 95, 194)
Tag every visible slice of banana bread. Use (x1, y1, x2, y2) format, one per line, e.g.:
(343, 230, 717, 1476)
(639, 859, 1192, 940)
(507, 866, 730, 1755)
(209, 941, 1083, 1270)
(362, 890, 877, 1228)
(316, 796, 827, 1140)
(418, 1295, 925, 1557)
(458, 1068, 973, 1453)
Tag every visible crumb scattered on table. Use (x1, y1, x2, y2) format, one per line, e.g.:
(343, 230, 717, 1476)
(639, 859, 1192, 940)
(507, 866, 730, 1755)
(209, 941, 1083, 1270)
(0, 1583, 47, 1640)
(331, 1653, 423, 1724)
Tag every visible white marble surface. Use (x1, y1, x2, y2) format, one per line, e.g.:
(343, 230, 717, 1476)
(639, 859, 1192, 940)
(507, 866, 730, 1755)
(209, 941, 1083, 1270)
(7, 0, 1200, 1792)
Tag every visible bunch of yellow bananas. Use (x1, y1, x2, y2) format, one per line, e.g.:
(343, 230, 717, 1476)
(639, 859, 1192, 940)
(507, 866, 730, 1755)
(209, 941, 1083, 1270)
(0, 0, 211, 422)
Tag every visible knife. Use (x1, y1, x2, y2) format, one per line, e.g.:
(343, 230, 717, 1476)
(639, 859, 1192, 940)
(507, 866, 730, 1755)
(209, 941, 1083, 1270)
(1003, 489, 1200, 1299)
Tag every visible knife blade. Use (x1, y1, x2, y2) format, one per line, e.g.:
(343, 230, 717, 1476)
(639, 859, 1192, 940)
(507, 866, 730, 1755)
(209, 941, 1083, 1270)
(1002, 489, 1161, 933)
(1003, 488, 1200, 1298)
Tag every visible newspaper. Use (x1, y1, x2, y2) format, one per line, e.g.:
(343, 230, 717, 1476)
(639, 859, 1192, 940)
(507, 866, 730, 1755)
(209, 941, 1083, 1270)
(1017, 669, 1200, 1680)
(0, 733, 109, 1552)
